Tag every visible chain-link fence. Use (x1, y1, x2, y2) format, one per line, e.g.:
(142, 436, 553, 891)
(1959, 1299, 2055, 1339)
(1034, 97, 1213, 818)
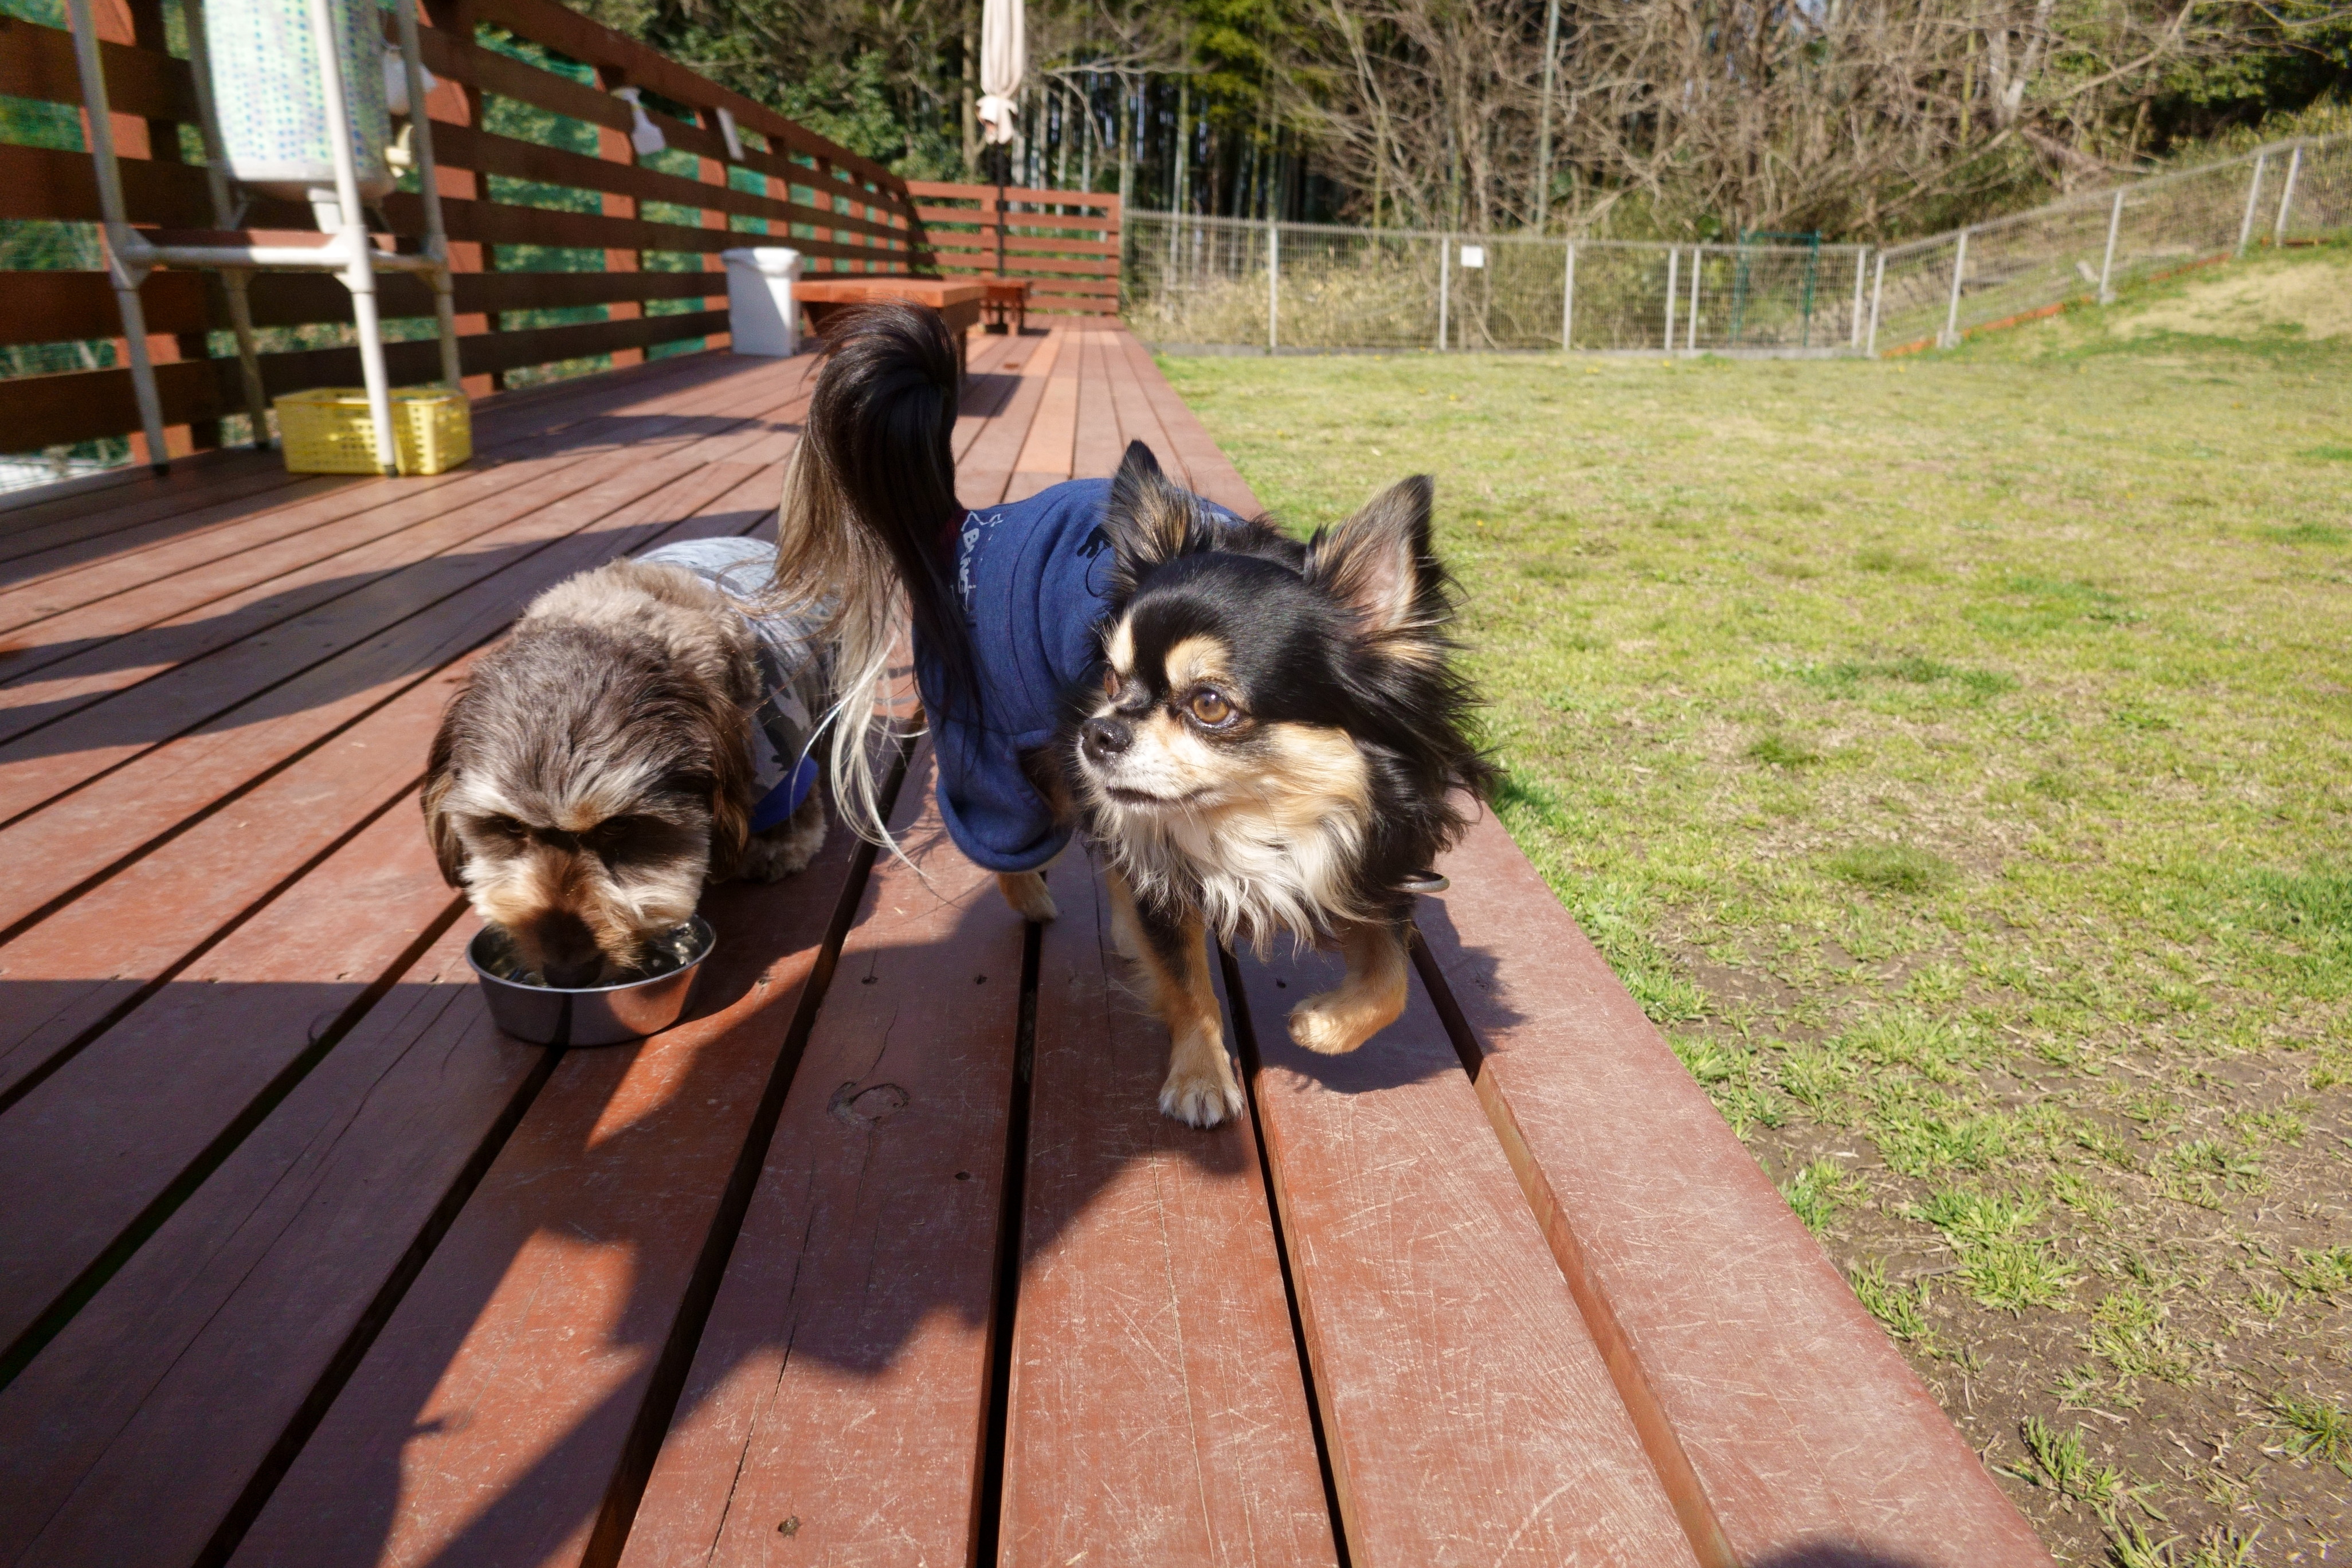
(1126, 214, 1870, 355)
(1870, 131, 2351, 355)
(1126, 130, 2349, 358)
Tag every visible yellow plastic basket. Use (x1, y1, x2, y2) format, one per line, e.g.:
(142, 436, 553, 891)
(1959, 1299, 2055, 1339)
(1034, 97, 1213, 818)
(276, 386, 472, 476)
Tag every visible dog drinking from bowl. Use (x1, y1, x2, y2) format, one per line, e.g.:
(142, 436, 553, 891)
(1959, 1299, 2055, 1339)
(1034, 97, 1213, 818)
(423, 537, 829, 990)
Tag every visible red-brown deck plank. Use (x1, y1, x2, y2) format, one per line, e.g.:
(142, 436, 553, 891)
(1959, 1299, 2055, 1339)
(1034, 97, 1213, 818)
(0, 355, 810, 651)
(0, 462, 335, 577)
(999, 844, 1338, 1568)
(951, 330, 1023, 465)
(226, 812, 871, 1568)
(1099, 325, 1182, 478)
(0, 798, 459, 1362)
(1416, 812, 2055, 1568)
(618, 746, 1025, 1568)
(0, 371, 813, 740)
(0, 916, 546, 1568)
(1006, 324, 1083, 503)
(1067, 327, 1126, 484)
(0, 352, 735, 578)
(959, 328, 1064, 509)
(0, 356, 769, 628)
(1228, 946, 1703, 1568)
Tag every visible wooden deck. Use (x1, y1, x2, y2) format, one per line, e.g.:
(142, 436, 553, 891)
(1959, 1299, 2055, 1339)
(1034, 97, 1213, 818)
(0, 323, 2051, 1568)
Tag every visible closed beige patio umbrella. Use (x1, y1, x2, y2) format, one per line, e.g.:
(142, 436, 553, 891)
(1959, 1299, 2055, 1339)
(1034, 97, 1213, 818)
(975, 0, 1021, 273)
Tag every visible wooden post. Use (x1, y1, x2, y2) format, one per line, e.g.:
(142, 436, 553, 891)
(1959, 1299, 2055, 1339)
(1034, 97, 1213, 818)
(421, 0, 497, 395)
(126, 0, 221, 451)
(593, 68, 645, 369)
(699, 109, 730, 343)
(85, 0, 193, 462)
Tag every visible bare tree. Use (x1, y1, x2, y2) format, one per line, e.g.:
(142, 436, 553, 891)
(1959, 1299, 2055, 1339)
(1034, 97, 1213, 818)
(1285, 0, 2267, 240)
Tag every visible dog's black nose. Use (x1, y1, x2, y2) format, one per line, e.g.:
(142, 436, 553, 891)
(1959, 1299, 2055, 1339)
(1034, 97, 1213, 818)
(525, 910, 603, 989)
(1082, 716, 1132, 758)
(543, 957, 603, 989)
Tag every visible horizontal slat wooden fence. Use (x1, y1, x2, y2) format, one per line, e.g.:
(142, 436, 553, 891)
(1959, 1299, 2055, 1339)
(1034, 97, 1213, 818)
(0, 0, 926, 460)
(904, 181, 1120, 316)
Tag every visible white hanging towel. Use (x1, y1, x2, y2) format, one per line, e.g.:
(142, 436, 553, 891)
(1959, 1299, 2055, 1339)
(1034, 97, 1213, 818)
(613, 86, 667, 156)
(975, 0, 1023, 147)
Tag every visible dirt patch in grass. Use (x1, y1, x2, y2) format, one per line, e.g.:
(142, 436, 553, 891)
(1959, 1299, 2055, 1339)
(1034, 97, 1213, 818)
(1171, 285, 2352, 1566)
(2124, 256, 2352, 343)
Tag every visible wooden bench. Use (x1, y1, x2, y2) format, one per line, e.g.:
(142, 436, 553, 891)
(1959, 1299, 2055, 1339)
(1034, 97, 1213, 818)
(793, 277, 986, 379)
(981, 279, 1029, 335)
(0, 325, 2055, 1568)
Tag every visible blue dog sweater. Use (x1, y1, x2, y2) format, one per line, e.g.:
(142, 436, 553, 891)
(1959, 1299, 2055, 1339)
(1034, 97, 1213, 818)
(924, 477, 1233, 873)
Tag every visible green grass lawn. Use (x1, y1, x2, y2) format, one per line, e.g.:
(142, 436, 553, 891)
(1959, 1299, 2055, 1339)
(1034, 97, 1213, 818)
(1166, 242, 2352, 1568)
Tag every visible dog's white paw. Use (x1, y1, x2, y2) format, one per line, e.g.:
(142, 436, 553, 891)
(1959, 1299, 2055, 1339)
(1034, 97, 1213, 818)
(1288, 992, 1382, 1055)
(1158, 1053, 1245, 1128)
(997, 871, 1059, 923)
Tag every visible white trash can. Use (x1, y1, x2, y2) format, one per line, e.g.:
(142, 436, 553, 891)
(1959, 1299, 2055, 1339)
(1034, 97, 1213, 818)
(722, 248, 805, 356)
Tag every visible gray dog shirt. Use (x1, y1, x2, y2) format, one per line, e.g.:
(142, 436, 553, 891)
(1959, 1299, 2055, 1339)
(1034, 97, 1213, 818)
(634, 535, 827, 832)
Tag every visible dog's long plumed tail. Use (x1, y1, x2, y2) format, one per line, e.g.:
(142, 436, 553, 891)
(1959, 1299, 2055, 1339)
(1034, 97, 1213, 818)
(770, 302, 973, 850)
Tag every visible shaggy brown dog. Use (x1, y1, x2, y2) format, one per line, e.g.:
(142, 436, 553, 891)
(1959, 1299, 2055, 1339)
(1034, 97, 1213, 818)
(423, 547, 827, 987)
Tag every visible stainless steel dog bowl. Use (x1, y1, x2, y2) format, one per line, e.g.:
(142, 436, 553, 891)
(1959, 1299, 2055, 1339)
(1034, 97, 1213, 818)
(466, 917, 716, 1046)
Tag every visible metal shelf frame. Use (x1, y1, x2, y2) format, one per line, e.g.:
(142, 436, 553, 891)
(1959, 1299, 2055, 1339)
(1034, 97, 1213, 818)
(66, 0, 463, 474)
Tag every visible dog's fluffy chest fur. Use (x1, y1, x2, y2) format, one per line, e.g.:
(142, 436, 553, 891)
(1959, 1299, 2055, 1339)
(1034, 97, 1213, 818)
(1091, 737, 1374, 951)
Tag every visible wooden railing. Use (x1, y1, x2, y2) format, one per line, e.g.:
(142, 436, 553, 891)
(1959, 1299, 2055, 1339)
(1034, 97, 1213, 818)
(0, 0, 926, 461)
(903, 182, 1119, 316)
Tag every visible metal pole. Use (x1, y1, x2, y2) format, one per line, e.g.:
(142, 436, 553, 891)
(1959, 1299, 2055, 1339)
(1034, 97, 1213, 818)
(1849, 247, 1866, 350)
(1561, 239, 1575, 351)
(306, 0, 397, 474)
(2272, 143, 2304, 246)
(2235, 151, 2267, 258)
(183, 0, 270, 441)
(1940, 229, 1967, 349)
(2096, 189, 2124, 304)
(1437, 236, 1451, 351)
(1532, 0, 1562, 232)
(1267, 217, 1278, 353)
(1687, 243, 1702, 351)
(1867, 250, 1885, 356)
(65, 0, 171, 473)
(1663, 246, 1677, 351)
(394, 0, 461, 389)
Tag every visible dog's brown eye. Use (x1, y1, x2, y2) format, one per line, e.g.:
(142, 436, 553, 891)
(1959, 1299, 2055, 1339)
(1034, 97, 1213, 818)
(1101, 667, 1120, 699)
(1188, 689, 1234, 727)
(585, 816, 648, 854)
(480, 814, 527, 842)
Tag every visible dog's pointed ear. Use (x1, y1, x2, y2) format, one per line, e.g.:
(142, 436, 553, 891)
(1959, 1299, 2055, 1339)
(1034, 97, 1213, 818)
(422, 708, 468, 887)
(1103, 440, 1197, 581)
(1306, 475, 1439, 638)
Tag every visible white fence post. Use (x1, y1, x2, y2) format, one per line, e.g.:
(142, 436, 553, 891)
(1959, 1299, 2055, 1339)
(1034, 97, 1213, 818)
(1939, 229, 1969, 349)
(1849, 248, 1866, 350)
(1663, 246, 1679, 351)
(1867, 250, 1885, 356)
(1267, 218, 1279, 353)
(1561, 240, 1577, 351)
(1687, 244, 1702, 351)
(2097, 190, 2124, 304)
(1438, 236, 1451, 351)
(2273, 144, 2304, 246)
(2236, 151, 2268, 257)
